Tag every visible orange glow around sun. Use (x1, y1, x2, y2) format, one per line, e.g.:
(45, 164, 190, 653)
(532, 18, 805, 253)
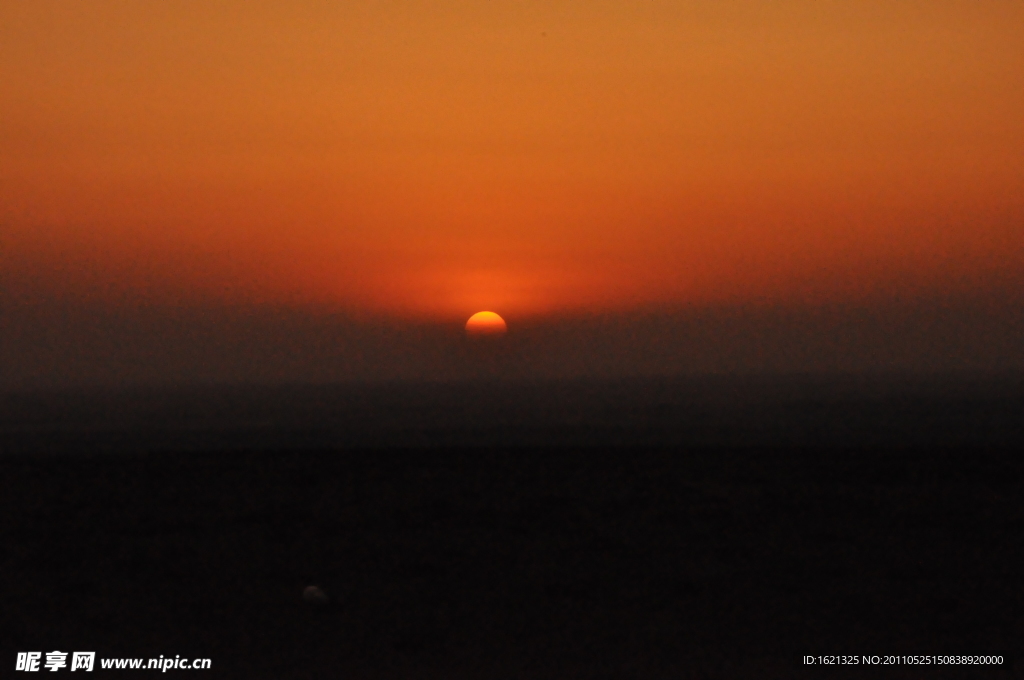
(2, 1, 1023, 319)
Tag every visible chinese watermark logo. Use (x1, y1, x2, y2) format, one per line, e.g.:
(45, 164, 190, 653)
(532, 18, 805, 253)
(17, 652, 209, 672)
(17, 652, 94, 672)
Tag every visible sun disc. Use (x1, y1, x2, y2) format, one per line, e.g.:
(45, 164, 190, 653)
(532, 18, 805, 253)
(465, 311, 507, 337)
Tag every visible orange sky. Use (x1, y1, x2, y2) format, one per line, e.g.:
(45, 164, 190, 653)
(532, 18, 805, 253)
(3, 0, 1023, 320)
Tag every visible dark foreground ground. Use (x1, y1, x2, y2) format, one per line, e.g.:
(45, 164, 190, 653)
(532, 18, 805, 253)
(1, 375, 1023, 678)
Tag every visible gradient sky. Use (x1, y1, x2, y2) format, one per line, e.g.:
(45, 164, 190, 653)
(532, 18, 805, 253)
(4, 0, 1022, 318)
(2, 2, 1024, 387)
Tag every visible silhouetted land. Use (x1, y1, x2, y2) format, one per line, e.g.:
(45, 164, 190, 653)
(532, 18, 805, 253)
(2, 374, 1022, 678)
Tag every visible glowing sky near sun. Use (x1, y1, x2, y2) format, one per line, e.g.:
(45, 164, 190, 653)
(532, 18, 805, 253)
(2, 1, 1023, 319)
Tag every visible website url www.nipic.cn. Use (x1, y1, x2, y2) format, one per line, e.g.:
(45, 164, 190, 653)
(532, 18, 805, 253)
(16, 652, 212, 672)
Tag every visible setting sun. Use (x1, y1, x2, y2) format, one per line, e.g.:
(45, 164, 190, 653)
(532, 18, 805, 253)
(465, 312, 508, 338)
